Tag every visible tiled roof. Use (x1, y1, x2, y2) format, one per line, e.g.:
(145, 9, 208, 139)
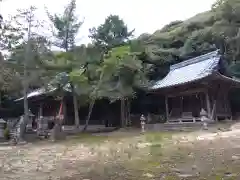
(14, 84, 71, 102)
(14, 87, 57, 102)
(15, 72, 73, 102)
(151, 50, 221, 90)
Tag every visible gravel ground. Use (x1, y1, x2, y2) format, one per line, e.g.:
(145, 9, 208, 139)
(1, 123, 240, 180)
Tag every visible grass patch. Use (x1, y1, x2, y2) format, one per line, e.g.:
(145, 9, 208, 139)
(66, 133, 111, 144)
(144, 132, 173, 157)
(145, 132, 173, 143)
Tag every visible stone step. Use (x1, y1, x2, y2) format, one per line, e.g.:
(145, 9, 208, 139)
(169, 117, 202, 123)
(146, 122, 206, 131)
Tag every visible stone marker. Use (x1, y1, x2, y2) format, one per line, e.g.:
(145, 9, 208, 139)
(0, 118, 6, 138)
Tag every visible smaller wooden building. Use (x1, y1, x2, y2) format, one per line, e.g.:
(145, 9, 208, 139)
(150, 50, 240, 123)
(14, 85, 122, 127)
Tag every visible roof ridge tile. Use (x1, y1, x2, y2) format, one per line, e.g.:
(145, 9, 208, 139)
(170, 50, 220, 70)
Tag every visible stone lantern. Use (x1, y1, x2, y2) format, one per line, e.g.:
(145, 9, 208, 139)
(200, 108, 208, 130)
(140, 114, 146, 133)
(0, 118, 6, 138)
(37, 116, 48, 138)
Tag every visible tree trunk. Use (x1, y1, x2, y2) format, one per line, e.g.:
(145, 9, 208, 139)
(83, 99, 95, 131)
(0, 91, 2, 107)
(19, 63, 29, 141)
(120, 99, 126, 128)
(51, 98, 65, 141)
(62, 97, 67, 124)
(50, 119, 65, 141)
(19, 12, 32, 142)
(71, 84, 80, 128)
(126, 99, 131, 126)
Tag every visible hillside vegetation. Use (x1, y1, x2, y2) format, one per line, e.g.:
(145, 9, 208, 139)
(136, 0, 240, 79)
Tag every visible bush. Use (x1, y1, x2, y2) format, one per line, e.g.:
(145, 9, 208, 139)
(4, 128, 10, 140)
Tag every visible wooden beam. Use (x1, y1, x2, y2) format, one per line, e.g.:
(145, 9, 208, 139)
(168, 88, 206, 98)
(165, 96, 169, 122)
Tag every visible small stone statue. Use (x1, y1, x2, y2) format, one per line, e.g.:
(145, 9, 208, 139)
(140, 114, 146, 133)
(16, 115, 26, 143)
(50, 115, 65, 142)
(200, 108, 208, 130)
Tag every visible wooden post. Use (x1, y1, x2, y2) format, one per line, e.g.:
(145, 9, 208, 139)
(205, 91, 211, 119)
(62, 97, 67, 125)
(39, 103, 43, 117)
(165, 96, 169, 122)
(211, 88, 220, 121)
(211, 101, 216, 121)
(181, 96, 183, 114)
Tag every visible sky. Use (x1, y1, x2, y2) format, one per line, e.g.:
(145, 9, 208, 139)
(0, 0, 216, 44)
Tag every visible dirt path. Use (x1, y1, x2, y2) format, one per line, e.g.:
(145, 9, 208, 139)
(0, 142, 96, 180)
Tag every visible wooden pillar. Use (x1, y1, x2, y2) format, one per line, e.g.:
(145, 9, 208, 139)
(62, 97, 67, 125)
(205, 91, 211, 119)
(165, 96, 169, 122)
(181, 96, 183, 114)
(39, 103, 43, 117)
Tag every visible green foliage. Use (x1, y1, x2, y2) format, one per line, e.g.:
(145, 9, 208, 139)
(227, 62, 240, 77)
(130, 0, 240, 79)
(50, 72, 69, 89)
(0, 59, 21, 92)
(98, 45, 149, 101)
(7, 7, 52, 89)
(181, 28, 217, 57)
(0, 20, 23, 51)
(46, 0, 83, 51)
(69, 68, 91, 95)
(212, 0, 225, 9)
(160, 20, 183, 33)
(213, 0, 240, 22)
(89, 15, 134, 51)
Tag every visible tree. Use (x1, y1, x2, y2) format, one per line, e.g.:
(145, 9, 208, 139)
(0, 4, 24, 103)
(69, 64, 92, 131)
(0, 0, 4, 29)
(0, 54, 21, 105)
(211, 0, 240, 69)
(181, 28, 217, 58)
(89, 15, 134, 52)
(86, 16, 137, 128)
(95, 45, 149, 127)
(212, 0, 240, 22)
(9, 6, 45, 140)
(67, 44, 103, 131)
(9, 35, 52, 89)
(46, 0, 83, 128)
(160, 20, 183, 33)
(212, 0, 226, 10)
